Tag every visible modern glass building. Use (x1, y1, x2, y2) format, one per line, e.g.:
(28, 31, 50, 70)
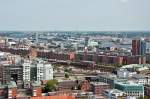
(140, 39, 146, 55)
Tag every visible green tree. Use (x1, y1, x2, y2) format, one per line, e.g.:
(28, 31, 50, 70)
(64, 68, 72, 73)
(44, 79, 58, 92)
(65, 73, 69, 78)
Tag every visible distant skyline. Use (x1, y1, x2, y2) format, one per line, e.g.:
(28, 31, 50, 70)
(0, 0, 150, 31)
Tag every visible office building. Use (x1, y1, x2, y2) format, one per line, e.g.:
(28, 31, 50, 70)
(132, 38, 146, 55)
(0, 63, 23, 84)
(140, 39, 146, 55)
(115, 81, 144, 97)
(43, 64, 53, 80)
(30, 59, 53, 82)
(22, 62, 31, 82)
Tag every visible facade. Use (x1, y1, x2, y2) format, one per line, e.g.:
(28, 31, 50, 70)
(0, 47, 147, 66)
(144, 85, 150, 98)
(23, 59, 54, 82)
(117, 69, 137, 78)
(0, 81, 17, 99)
(104, 89, 125, 99)
(0, 64, 23, 84)
(91, 82, 110, 95)
(114, 81, 144, 97)
(132, 74, 150, 85)
(140, 39, 146, 55)
(36, 63, 44, 82)
(58, 80, 78, 91)
(132, 39, 141, 55)
(132, 38, 146, 56)
(30, 59, 53, 82)
(31, 81, 42, 97)
(43, 64, 53, 80)
(98, 74, 117, 88)
(30, 96, 75, 99)
(23, 62, 31, 81)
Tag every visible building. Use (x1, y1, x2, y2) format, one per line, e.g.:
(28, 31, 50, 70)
(120, 64, 149, 73)
(0, 81, 17, 99)
(140, 39, 146, 55)
(31, 81, 42, 97)
(23, 62, 31, 82)
(43, 64, 53, 80)
(104, 89, 125, 99)
(98, 74, 118, 88)
(36, 63, 44, 82)
(30, 59, 53, 82)
(30, 96, 75, 99)
(114, 81, 144, 98)
(91, 82, 110, 95)
(144, 85, 150, 98)
(132, 38, 146, 56)
(132, 74, 150, 85)
(117, 68, 137, 78)
(29, 47, 37, 59)
(58, 80, 78, 91)
(0, 63, 23, 84)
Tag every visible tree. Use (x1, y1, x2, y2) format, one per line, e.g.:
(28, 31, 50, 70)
(64, 68, 72, 73)
(65, 73, 69, 78)
(44, 79, 58, 92)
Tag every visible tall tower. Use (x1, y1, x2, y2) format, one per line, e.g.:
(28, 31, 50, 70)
(84, 36, 89, 47)
(132, 39, 140, 55)
(140, 38, 146, 55)
(132, 38, 146, 55)
(36, 32, 39, 45)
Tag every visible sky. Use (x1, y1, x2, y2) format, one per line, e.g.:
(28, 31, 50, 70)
(0, 0, 150, 31)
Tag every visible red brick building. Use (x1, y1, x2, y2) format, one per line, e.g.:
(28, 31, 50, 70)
(91, 82, 110, 95)
(29, 47, 37, 59)
(8, 87, 17, 99)
(132, 39, 141, 55)
(31, 82, 42, 97)
(0, 81, 17, 99)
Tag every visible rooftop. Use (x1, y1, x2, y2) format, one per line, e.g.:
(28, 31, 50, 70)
(90, 82, 109, 86)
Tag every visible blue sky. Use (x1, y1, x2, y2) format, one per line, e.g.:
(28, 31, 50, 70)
(0, 0, 150, 31)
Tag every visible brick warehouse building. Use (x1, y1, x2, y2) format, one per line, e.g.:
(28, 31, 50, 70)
(0, 47, 146, 66)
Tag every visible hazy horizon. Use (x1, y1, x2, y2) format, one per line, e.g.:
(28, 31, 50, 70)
(0, 0, 150, 31)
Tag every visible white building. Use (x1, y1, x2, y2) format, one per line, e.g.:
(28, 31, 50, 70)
(23, 58, 53, 82)
(117, 68, 137, 78)
(23, 62, 31, 81)
(104, 89, 125, 99)
(132, 74, 150, 85)
(43, 64, 53, 80)
(37, 63, 44, 82)
(35, 59, 53, 82)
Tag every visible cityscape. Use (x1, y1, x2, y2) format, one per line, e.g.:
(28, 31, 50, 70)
(0, 31, 150, 99)
(0, 0, 150, 99)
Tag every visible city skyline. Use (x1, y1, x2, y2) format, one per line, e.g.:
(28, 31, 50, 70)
(0, 0, 150, 31)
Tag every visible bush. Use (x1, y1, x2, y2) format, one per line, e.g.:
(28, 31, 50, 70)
(65, 73, 69, 78)
(44, 79, 58, 92)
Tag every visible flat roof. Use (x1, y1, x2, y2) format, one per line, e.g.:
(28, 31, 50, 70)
(91, 82, 109, 86)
